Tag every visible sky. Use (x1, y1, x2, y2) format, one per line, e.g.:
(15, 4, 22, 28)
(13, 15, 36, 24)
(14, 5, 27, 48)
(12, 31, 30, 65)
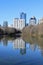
(0, 0, 43, 25)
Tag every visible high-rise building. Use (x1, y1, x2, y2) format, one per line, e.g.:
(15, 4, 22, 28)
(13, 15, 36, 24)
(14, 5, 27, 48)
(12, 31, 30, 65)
(13, 18, 25, 30)
(3, 21, 8, 27)
(0, 24, 1, 28)
(29, 16, 36, 26)
(20, 12, 26, 26)
(38, 18, 43, 24)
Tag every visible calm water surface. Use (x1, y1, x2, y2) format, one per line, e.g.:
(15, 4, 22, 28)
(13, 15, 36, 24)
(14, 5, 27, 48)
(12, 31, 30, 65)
(0, 37, 43, 65)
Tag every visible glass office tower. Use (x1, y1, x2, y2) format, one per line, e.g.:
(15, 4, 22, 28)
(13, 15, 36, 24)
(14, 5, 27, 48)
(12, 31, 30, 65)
(20, 12, 26, 26)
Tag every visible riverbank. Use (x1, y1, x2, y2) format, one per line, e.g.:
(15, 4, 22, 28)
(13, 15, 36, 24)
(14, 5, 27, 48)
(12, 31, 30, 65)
(0, 27, 22, 37)
(22, 23, 43, 38)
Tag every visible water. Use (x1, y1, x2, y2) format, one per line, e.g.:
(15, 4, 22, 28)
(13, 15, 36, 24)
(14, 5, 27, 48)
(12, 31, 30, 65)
(0, 36, 43, 65)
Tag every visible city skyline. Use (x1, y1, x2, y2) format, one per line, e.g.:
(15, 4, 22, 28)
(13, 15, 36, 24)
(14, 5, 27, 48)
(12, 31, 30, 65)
(0, 0, 43, 25)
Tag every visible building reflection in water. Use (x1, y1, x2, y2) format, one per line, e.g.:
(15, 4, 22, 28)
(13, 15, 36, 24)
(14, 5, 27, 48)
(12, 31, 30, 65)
(0, 36, 43, 55)
(39, 47, 43, 56)
(41, 49, 43, 56)
(20, 48, 26, 55)
(2, 37, 8, 46)
(13, 38, 26, 55)
(30, 44, 37, 51)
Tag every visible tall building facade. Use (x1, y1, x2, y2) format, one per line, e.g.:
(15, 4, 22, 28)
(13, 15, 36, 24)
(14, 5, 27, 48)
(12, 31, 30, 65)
(29, 16, 36, 26)
(3, 21, 8, 27)
(38, 18, 43, 24)
(20, 12, 26, 26)
(13, 18, 25, 30)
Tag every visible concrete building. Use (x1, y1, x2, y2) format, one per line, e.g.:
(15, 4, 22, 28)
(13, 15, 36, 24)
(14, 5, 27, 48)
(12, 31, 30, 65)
(29, 16, 36, 26)
(20, 12, 26, 26)
(13, 18, 25, 30)
(38, 18, 43, 24)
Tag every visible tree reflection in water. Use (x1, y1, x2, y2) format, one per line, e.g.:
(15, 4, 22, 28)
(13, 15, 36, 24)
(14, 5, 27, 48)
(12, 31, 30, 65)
(0, 36, 43, 56)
